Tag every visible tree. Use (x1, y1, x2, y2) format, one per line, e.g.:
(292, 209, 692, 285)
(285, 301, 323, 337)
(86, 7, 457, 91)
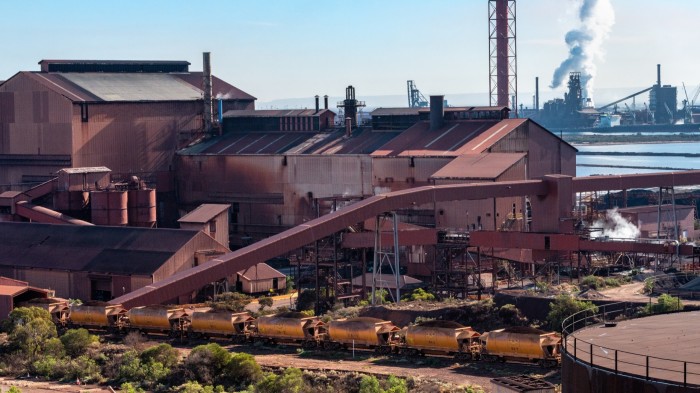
(255, 368, 307, 393)
(140, 343, 180, 369)
(182, 343, 231, 385)
(60, 328, 98, 357)
(224, 352, 262, 386)
(645, 293, 683, 315)
(258, 297, 274, 310)
(358, 375, 382, 393)
(547, 294, 598, 331)
(6, 307, 58, 361)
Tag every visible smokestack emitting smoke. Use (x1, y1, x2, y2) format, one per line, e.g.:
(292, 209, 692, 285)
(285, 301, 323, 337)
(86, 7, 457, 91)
(550, 0, 615, 98)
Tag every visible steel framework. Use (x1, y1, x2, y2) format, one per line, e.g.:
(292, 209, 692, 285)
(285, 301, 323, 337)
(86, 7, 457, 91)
(488, 0, 517, 115)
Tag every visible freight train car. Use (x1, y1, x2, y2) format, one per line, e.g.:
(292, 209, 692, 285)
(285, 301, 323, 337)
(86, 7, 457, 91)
(68, 302, 128, 333)
(400, 320, 481, 360)
(126, 305, 190, 337)
(323, 317, 399, 353)
(20, 298, 70, 326)
(479, 326, 561, 367)
(189, 308, 254, 343)
(254, 312, 325, 348)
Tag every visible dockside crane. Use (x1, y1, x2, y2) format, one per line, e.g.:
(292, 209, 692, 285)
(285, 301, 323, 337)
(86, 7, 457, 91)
(407, 80, 429, 108)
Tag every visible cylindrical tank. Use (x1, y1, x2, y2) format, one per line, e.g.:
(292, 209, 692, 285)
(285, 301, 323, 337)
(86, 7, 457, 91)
(256, 312, 322, 341)
(91, 190, 128, 226)
(190, 309, 253, 335)
(481, 327, 561, 361)
(54, 191, 89, 212)
(405, 320, 480, 353)
(69, 303, 126, 327)
(326, 317, 399, 347)
(127, 306, 189, 330)
(127, 188, 156, 227)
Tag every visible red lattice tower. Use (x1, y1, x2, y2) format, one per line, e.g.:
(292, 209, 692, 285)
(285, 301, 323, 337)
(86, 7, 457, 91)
(488, 0, 517, 116)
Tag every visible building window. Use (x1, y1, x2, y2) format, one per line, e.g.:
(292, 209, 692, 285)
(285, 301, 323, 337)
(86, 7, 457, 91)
(209, 220, 217, 233)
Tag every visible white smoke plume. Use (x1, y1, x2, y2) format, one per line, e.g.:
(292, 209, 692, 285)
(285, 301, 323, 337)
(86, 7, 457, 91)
(215, 92, 233, 99)
(550, 0, 615, 98)
(590, 208, 640, 240)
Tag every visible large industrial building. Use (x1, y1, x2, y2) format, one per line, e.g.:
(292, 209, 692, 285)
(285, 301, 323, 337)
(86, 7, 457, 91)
(0, 56, 255, 225)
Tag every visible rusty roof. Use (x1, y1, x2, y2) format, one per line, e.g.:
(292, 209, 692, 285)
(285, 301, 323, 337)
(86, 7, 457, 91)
(181, 128, 400, 156)
(371, 120, 503, 157)
(617, 204, 695, 214)
(58, 167, 111, 174)
(430, 153, 526, 180)
(224, 109, 333, 118)
(237, 262, 285, 281)
(20, 71, 255, 103)
(178, 204, 231, 224)
(351, 273, 422, 289)
(0, 222, 203, 275)
(370, 107, 421, 116)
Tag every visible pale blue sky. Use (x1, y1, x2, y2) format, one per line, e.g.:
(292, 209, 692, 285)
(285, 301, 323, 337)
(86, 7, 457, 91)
(2, 1, 699, 106)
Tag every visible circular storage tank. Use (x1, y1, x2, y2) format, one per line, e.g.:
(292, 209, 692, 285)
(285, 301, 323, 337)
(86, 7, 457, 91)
(91, 190, 128, 226)
(128, 188, 156, 227)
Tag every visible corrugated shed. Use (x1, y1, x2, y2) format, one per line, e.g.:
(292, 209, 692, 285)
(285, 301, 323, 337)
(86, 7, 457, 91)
(430, 153, 526, 180)
(237, 263, 285, 281)
(370, 107, 421, 116)
(455, 118, 528, 154)
(0, 222, 201, 274)
(175, 73, 256, 101)
(59, 73, 202, 101)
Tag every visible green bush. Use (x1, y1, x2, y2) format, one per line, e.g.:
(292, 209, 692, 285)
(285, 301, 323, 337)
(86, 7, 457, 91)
(7, 387, 21, 393)
(6, 307, 58, 362)
(60, 328, 98, 358)
(580, 275, 604, 290)
(643, 277, 655, 294)
(645, 293, 683, 315)
(175, 381, 224, 393)
(258, 297, 274, 310)
(224, 352, 262, 386)
(120, 382, 144, 393)
(547, 293, 598, 331)
(255, 368, 308, 393)
(498, 304, 528, 326)
(384, 375, 408, 393)
(207, 292, 253, 312)
(140, 343, 180, 369)
(182, 343, 231, 385)
(403, 288, 436, 302)
(359, 375, 382, 393)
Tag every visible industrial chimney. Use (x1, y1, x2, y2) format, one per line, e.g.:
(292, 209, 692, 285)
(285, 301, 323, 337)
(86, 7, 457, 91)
(315, 95, 320, 113)
(202, 52, 213, 133)
(430, 95, 444, 131)
(657, 64, 661, 87)
(324, 95, 329, 110)
(535, 77, 540, 111)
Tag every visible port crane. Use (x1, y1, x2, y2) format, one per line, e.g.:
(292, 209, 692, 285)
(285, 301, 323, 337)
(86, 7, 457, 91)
(407, 80, 428, 108)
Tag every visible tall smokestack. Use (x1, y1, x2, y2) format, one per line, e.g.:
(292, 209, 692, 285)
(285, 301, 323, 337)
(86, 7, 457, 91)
(430, 95, 444, 131)
(315, 95, 320, 113)
(203, 52, 213, 132)
(324, 95, 328, 110)
(657, 64, 661, 87)
(535, 77, 540, 111)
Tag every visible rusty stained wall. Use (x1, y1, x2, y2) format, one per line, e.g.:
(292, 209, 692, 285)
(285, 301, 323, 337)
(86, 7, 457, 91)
(177, 154, 373, 240)
(432, 158, 527, 231)
(152, 231, 230, 283)
(72, 101, 202, 176)
(371, 156, 452, 194)
(0, 74, 74, 155)
(14, 269, 71, 298)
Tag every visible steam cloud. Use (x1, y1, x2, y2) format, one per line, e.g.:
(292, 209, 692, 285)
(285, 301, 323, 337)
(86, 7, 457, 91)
(550, 0, 615, 98)
(590, 208, 640, 239)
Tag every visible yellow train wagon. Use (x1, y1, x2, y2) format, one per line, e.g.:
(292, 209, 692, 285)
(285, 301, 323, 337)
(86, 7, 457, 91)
(127, 305, 190, 336)
(255, 312, 324, 347)
(403, 320, 481, 359)
(190, 308, 254, 342)
(69, 302, 127, 331)
(325, 317, 400, 354)
(480, 326, 561, 367)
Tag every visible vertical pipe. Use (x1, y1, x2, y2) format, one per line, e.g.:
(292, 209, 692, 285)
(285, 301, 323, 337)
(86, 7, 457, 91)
(202, 52, 213, 133)
(392, 212, 400, 303)
(657, 187, 662, 239)
(315, 95, 320, 113)
(324, 95, 329, 110)
(657, 64, 661, 86)
(535, 76, 540, 111)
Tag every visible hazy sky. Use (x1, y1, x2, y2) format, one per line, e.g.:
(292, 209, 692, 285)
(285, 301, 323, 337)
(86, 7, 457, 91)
(2, 0, 698, 105)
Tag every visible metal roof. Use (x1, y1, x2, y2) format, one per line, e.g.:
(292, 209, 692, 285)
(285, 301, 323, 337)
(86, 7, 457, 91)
(370, 107, 421, 116)
(237, 262, 285, 281)
(351, 273, 422, 289)
(371, 120, 503, 157)
(0, 222, 202, 275)
(59, 73, 203, 101)
(58, 166, 111, 174)
(224, 109, 333, 118)
(430, 153, 526, 180)
(178, 204, 231, 224)
(182, 128, 400, 156)
(21, 71, 255, 103)
(618, 204, 694, 214)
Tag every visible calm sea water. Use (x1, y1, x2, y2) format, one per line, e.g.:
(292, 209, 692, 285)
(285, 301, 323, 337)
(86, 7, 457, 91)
(575, 142, 700, 177)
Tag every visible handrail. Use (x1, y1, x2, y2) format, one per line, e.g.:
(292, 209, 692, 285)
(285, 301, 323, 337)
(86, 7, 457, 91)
(561, 302, 699, 388)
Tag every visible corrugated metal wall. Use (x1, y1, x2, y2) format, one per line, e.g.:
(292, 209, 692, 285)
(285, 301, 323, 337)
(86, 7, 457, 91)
(152, 231, 229, 282)
(16, 269, 71, 298)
